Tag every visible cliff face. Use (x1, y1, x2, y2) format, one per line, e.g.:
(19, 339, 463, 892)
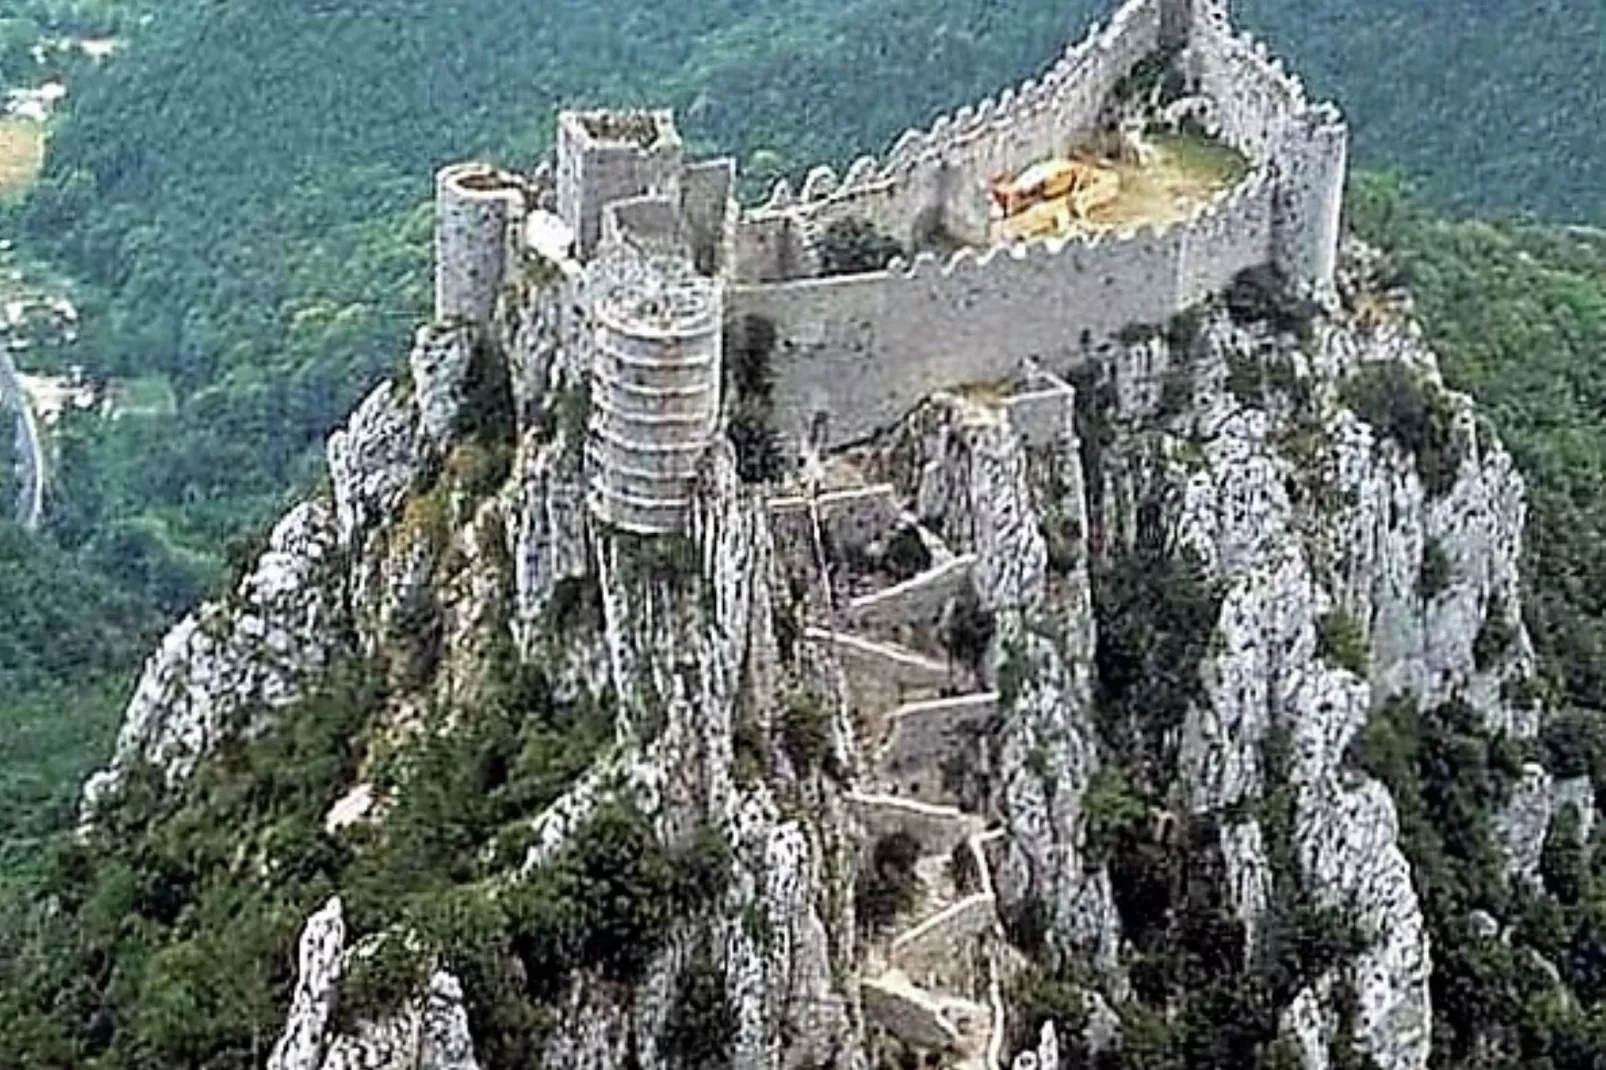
(76, 243, 1576, 1070)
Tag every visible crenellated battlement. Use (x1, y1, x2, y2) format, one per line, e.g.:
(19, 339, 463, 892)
(426, 0, 1346, 532)
(747, 0, 1175, 213)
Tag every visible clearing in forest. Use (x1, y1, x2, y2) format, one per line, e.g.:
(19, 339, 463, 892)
(0, 120, 45, 202)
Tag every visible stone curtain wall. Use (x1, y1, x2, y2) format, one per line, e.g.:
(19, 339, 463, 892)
(731, 171, 1274, 451)
(728, 0, 1344, 293)
(1178, 166, 1275, 307)
(732, 0, 1170, 270)
(1186, 11, 1348, 294)
(721, 0, 1347, 454)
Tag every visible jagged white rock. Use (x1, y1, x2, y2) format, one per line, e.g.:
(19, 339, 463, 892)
(268, 899, 483, 1070)
(326, 380, 423, 547)
(269, 897, 347, 1070)
(1497, 763, 1557, 888)
(82, 499, 341, 814)
(1556, 777, 1598, 845)
(1170, 323, 1437, 1070)
(510, 433, 589, 657)
(1011, 1020, 1061, 1070)
(1497, 767, 1599, 889)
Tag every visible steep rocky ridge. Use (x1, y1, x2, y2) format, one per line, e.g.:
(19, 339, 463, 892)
(64, 241, 1589, 1070)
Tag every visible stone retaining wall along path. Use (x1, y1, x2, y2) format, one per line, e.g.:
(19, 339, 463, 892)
(788, 495, 1009, 1069)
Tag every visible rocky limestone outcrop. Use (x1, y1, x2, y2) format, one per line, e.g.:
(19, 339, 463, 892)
(327, 379, 424, 549)
(529, 441, 858, 1069)
(1159, 321, 1439, 1070)
(266, 898, 483, 1070)
(80, 240, 1577, 1070)
(1322, 324, 1538, 739)
(270, 897, 348, 1070)
(409, 323, 475, 445)
(81, 498, 342, 814)
(1495, 764, 1599, 889)
(509, 432, 589, 657)
(868, 393, 1125, 987)
(81, 331, 462, 817)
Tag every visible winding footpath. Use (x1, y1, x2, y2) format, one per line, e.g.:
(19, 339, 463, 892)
(797, 494, 1010, 1069)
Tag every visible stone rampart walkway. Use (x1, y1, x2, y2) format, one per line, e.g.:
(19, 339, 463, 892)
(783, 487, 1009, 1069)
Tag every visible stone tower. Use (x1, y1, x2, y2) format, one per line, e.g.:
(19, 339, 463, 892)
(556, 110, 685, 261)
(434, 162, 526, 326)
(585, 252, 723, 535)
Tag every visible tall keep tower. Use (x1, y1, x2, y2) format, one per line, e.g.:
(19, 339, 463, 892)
(556, 111, 685, 260)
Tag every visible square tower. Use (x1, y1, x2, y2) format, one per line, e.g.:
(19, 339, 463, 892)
(556, 110, 685, 260)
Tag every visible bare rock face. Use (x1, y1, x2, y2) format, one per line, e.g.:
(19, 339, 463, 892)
(1170, 379, 1432, 1070)
(81, 499, 342, 815)
(993, 620, 1125, 983)
(1324, 326, 1537, 738)
(268, 898, 348, 1070)
(327, 381, 424, 547)
(509, 432, 589, 656)
(1496, 767, 1599, 890)
(1557, 777, 1598, 845)
(1497, 763, 1557, 888)
(266, 898, 483, 1070)
(513, 442, 857, 1070)
(408, 323, 475, 445)
(1011, 1021, 1060, 1070)
(82, 367, 436, 818)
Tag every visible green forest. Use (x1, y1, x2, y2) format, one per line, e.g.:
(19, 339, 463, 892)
(0, 0, 1603, 1062)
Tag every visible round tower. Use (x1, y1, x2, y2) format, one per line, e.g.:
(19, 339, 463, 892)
(585, 254, 722, 535)
(435, 163, 526, 326)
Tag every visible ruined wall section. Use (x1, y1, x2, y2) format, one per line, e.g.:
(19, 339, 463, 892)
(602, 195, 686, 255)
(732, 0, 1169, 278)
(731, 165, 1274, 452)
(679, 158, 736, 274)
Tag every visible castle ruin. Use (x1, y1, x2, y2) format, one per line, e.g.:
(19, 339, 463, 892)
(432, 0, 1347, 535)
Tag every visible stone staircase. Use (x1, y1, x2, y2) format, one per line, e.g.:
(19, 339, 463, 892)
(781, 484, 1009, 1069)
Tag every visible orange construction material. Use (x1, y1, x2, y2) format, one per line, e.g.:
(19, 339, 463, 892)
(989, 157, 1120, 222)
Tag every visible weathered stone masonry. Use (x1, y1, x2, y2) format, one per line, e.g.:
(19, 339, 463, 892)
(586, 256, 723, 533)
(427, 0, 1347, 532)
